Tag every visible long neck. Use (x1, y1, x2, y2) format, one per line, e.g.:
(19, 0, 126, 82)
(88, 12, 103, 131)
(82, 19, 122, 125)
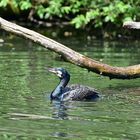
(51, 74, 70, 100)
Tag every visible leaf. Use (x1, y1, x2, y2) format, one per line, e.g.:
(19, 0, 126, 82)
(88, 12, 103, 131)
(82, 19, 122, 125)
(123, 17, 133, 22)
(71, 15, 86, 28)
(86, 10, 99, 23)
(61, 6, 71, 14)
(0, 0, 8, 7)
(36, 5, 46, 19)
(20, 1, 32, 10)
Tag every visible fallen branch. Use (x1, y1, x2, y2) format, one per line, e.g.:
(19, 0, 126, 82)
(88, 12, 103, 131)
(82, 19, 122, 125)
(123, 21, 140, 29)
(0, 17, 140, 79)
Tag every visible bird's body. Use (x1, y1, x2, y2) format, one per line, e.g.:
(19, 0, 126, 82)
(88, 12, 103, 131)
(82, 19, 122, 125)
(48, 68, 99, 101)
(61, 84, 99, 101)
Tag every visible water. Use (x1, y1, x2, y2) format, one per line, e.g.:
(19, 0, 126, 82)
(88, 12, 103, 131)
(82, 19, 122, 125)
(0, 30, 140, 140)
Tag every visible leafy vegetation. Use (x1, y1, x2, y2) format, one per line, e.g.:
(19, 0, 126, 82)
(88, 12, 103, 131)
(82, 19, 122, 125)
(0, 0, 139, 28)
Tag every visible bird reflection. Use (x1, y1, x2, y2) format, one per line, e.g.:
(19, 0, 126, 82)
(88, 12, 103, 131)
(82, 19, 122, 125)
(51, 101, 70, 120)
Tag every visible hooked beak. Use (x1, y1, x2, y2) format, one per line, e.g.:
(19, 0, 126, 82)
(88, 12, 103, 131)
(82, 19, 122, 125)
(47, 67, 62, 78)
(48, 68, 57, 74)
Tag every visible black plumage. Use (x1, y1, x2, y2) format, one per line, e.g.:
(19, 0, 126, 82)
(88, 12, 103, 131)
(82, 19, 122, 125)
(48, 67, 99, 101)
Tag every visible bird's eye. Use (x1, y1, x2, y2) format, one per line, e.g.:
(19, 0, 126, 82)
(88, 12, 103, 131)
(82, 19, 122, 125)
(57, 71, 62, 77)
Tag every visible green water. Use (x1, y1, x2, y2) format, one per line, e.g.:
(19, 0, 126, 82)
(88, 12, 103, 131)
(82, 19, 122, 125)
(0, 32, 140, 140)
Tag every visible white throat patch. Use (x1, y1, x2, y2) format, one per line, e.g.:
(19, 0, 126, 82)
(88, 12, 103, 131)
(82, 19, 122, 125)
(57, 71, 62, 77)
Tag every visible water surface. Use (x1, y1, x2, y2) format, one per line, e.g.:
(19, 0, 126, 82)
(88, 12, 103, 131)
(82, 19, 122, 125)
(0, 30, 140, 140)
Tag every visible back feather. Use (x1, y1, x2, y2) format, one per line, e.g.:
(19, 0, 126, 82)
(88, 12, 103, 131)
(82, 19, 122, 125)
(61, 84, 99, 101)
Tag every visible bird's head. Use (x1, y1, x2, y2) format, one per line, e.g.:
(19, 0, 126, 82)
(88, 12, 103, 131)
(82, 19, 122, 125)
(48, 67, 70, 79)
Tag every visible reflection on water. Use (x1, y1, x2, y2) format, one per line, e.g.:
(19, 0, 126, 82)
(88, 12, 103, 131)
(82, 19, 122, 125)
(52, 101, 69, 120)
(0, 32, 140, 139)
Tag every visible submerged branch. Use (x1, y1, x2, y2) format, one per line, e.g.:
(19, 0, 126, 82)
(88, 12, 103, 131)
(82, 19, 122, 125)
(0, 17, 140, 79)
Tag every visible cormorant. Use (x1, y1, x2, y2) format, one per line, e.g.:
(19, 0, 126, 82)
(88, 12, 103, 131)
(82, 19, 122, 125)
(48, 67, 99, 101)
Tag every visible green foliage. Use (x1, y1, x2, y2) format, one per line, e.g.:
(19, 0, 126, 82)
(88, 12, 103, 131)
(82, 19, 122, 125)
(0, 0, 9, 7)
(0, 0, 139, 29)
(103, 1, 133, 23)
(0, 0, 32, 10)
(19, 0, 32, 10)
(36, 5, 46, 19)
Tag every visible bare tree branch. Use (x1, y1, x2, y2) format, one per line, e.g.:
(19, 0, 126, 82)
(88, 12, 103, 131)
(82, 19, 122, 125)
(0, 17, 140, 79)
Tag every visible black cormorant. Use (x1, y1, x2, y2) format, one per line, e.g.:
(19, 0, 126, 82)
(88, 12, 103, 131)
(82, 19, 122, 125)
(48, 67, 99, 101)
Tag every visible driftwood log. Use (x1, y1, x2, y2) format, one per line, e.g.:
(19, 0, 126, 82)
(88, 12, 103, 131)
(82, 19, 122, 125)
(0, 17, 140, 79)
